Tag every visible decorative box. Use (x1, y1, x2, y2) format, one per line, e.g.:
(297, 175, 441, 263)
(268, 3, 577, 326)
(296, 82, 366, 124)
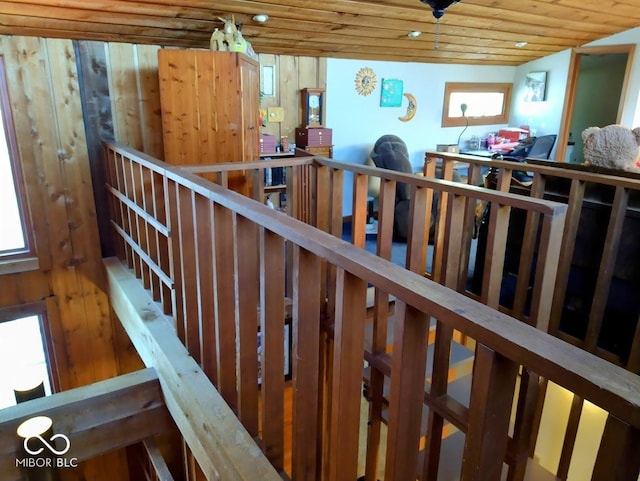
(295, 128, 332, 147)
(499, 128, 529, 142)
(260, 134, 277, 154)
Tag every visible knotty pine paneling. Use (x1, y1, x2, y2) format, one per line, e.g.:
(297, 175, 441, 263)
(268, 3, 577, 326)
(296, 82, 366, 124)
(0, 34, 125, 481)
(257, 53, 327, 145)
(0, 36, 326, 480)
(99, 46, 325, 160)
(105, 42, 164, 160)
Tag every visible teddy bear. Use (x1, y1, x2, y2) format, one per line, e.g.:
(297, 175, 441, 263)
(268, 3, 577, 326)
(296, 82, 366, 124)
(582, 124, 640, 173)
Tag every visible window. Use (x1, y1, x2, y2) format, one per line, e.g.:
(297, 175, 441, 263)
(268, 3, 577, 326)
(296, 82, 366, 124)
(0, 55, 37, 270)
(442, 82, 513, 127)
(0, 304, 56, 409)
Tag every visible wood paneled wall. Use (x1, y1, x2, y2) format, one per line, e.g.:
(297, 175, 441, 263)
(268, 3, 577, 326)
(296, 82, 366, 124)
(0, 35, 130, 481)
(86, 45, 327, 163)
(0, 35, 325, 481)
(256, 53, 327, 142)
(0, 35, 118, 387)
(104, 42, 164, 159)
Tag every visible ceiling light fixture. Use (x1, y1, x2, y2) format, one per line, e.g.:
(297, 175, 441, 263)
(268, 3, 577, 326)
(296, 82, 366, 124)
(252, 14, 269, 23)
(408, 31, 422, 38)
(418, 0, 461, 49)
(515, 41, 528, 48)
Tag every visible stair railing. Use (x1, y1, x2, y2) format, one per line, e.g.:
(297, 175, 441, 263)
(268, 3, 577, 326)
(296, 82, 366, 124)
(103, 140, 640, 481)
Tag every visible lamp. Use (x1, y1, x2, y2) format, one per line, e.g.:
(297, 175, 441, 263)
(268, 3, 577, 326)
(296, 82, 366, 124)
(13, 371, 47, 404)
(456, 102, 468, 147)
(14, 380, 46, 404)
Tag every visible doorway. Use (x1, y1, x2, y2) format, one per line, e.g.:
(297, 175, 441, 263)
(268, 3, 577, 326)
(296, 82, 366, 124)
(556, 44, 636, 163)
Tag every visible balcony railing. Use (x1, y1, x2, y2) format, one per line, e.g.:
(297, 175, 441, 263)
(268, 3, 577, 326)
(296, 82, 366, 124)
(102, 140, 640, 481)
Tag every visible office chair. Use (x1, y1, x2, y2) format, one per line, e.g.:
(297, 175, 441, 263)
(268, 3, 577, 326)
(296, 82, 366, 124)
(527, 134, 557, 159)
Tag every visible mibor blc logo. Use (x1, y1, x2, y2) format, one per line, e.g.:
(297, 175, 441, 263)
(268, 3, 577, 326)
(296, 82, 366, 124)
(15, 416, 78, 469)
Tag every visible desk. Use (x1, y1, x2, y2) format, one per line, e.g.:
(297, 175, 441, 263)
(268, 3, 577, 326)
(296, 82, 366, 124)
(441, 151, 492, 182)
(460, 149, 495, 158)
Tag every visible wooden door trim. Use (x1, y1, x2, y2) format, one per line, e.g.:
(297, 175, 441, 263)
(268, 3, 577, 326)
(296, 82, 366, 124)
(557, 43, 636, 163)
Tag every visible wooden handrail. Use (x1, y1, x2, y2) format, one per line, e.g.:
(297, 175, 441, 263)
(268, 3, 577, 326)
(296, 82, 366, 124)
(103, 140, 640, 481)
(317, 157, 568, 216)
(428, 150, 640, 190)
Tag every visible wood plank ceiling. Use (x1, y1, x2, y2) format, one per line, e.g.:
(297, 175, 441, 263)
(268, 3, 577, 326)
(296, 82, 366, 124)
(1, 0, 639, 65)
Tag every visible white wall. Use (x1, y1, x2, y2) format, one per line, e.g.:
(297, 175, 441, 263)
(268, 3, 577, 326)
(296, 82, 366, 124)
(326, 59, 515, 215)
(509, 49, 571, 159)
(510, 27, 640, 160)
(326, 27, 640, 216)
(326, 59, 515, 169)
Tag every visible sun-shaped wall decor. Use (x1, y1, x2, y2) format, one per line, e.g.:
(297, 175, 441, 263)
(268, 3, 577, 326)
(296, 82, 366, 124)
(354, 67, 377, 96)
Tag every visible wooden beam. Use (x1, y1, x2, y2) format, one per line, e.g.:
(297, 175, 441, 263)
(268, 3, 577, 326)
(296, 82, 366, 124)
(104, 257, 282, 481)
(0, 368, 171, 481)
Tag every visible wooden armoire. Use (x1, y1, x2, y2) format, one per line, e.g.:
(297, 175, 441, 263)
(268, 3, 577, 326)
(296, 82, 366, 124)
(158, 49, 260, 195)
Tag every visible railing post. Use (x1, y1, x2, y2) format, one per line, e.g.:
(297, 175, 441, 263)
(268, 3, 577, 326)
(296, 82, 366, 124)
(406, 186, 430, 275)
(292, 246, 322, 481)
(364, 178, 396, 481)
(591, 415, 640, 481)
(236, 214, 260, 437)
(548, 178, 586, 336)
(259, 228, 286, 472)
(505, 370, 541, 481)
(194, 194, 217, 385)
(584, 185, 629, 352)
(327, 268, 367, 481)
(481, 200, 511, 309)
(212, 204, 238, 410)
(384, 303, 430, 481)
(461, 344, 518, 481)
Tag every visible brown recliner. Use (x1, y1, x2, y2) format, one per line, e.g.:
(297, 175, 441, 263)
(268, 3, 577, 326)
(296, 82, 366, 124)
(369, 135, 413, 240)
(369, 134, 459, 242)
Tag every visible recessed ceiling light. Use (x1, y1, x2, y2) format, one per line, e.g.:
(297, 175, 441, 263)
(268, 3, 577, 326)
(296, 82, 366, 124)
(252, 14, 269, 23)
(515, 41, 528, 48)
(408, 31, 422, 38)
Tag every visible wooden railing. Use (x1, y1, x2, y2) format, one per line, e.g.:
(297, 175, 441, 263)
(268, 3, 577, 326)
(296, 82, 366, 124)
(425, 151, 640, 370)
(103, 140, 640, 481)
(185, 154, 567, 332)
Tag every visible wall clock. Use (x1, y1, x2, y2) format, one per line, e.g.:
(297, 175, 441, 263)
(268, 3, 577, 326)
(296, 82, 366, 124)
(355, 67, 376, 96)
(301, 88, 325, 127)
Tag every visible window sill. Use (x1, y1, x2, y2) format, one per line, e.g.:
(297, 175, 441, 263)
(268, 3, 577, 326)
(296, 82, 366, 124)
(0, 256, 40, 275)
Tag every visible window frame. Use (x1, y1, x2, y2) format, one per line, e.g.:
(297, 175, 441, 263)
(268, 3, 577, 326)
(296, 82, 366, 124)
(0, 302, 60, 403)
(0, 55, 38, 271)
(442, 82, 513, 128)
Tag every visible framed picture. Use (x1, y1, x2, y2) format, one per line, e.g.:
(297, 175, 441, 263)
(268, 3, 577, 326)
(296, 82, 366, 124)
(257, 316, 292, 385)
(380, 78, 404, 107)
(525, 71, 547, 102)
(261, 65, 275, 97)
